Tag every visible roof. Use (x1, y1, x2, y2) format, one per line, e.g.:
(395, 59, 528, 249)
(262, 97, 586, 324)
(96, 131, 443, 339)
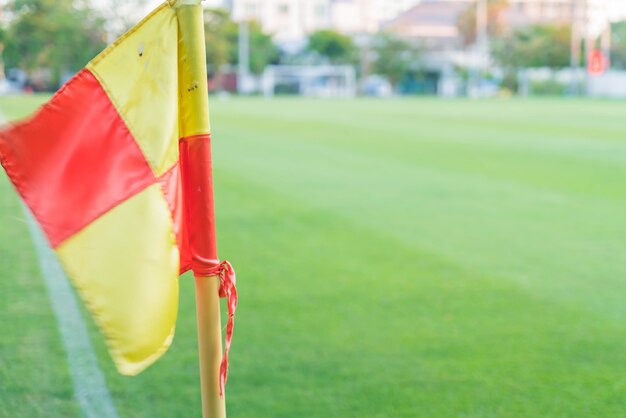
(383, 0, 471, 39)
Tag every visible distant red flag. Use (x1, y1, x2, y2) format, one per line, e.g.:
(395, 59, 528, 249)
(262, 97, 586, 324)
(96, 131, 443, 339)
(588, 49, 608, 76)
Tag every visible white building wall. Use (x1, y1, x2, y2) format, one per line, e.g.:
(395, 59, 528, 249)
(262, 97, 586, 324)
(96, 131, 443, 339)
(371, 0, 423, 24)
(230, 0, 626, 45)
(233, 0, 335, 42)
(331, 0, 369, 34)
(329, 0, 419, 34)
(231, 0, 408, 42)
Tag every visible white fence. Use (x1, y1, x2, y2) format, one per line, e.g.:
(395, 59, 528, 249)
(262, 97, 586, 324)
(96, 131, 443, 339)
(587, 71, 626, 98)
(519, 68, 626, 98)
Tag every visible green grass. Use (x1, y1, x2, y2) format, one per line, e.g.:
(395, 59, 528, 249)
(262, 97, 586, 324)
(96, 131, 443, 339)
(0, 94, 80, 418)
(2, 96, 626, 417)
(0, 95, 50, 121)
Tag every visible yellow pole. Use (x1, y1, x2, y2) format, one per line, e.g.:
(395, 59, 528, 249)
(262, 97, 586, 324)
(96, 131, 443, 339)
(173, 1, 226, 417)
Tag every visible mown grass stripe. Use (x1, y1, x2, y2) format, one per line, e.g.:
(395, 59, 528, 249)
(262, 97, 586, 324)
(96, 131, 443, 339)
(21, 204, 119, 418)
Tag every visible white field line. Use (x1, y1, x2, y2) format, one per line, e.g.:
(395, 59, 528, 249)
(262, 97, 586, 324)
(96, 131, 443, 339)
(0, 107, 118, 418)
(21, 206, 119, 418)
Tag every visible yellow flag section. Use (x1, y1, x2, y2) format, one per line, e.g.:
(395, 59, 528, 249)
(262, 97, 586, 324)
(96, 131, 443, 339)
(55, 1, 198, 375)
(87, 3, 179, 176)
(56, 185, 179, 374)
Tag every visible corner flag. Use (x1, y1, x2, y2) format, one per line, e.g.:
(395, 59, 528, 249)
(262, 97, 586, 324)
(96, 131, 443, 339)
(0, 0, 237, 412)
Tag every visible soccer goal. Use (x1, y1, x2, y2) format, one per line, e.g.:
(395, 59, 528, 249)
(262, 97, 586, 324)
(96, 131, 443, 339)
(261, 65, 357, 98)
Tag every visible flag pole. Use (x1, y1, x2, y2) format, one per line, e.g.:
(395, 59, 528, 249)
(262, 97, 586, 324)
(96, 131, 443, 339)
(173, 1, 227, 417)
(194, 275, 226, 418)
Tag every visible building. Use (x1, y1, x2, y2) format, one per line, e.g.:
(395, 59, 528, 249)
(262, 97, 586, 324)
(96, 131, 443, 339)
(382, 0, 468, 50)
(506, 0, 626, 35)
(372, 0, 424, 23)
(506, 0, 574, 24)
(233, 0, 328, 43)
(230, 0, 426, 44)
(379, 0, 581, 95)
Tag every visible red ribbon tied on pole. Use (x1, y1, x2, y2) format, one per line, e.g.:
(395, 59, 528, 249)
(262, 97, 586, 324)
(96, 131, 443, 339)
(204, 260, 238, 397)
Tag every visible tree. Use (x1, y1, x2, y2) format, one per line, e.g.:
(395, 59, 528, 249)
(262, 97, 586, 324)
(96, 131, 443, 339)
(372, 33, 418, 89)
(307, 29, 356, 64)
(204, 12, 278, 78)
(204, 8, 232, 78)
(102, 0, 152, 38)
(225, 20, 279, 75)
(611, 22, 626, 69)
(457, 0, 509, 46)
(492, 24, 571, 69)
(3, 0, 106, 89)
(0, 27, 5, 79)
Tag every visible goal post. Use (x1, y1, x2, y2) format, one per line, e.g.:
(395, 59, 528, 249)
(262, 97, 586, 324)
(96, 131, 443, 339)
(261, 65, 356, 98)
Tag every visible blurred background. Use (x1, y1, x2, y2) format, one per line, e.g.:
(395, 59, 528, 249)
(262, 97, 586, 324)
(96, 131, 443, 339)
(1, 0, 626, 97)
(2, 1, 626, 418)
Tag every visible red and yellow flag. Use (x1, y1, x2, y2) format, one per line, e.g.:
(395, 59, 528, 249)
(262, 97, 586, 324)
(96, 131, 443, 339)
(0, 0, 237, 392)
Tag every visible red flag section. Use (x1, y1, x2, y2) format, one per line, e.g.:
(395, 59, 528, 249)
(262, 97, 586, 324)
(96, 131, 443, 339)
(0, 70, 155, 247)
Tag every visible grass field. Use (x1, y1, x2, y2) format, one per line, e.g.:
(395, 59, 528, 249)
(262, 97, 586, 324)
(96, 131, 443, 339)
(2, 95, 626, 417)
